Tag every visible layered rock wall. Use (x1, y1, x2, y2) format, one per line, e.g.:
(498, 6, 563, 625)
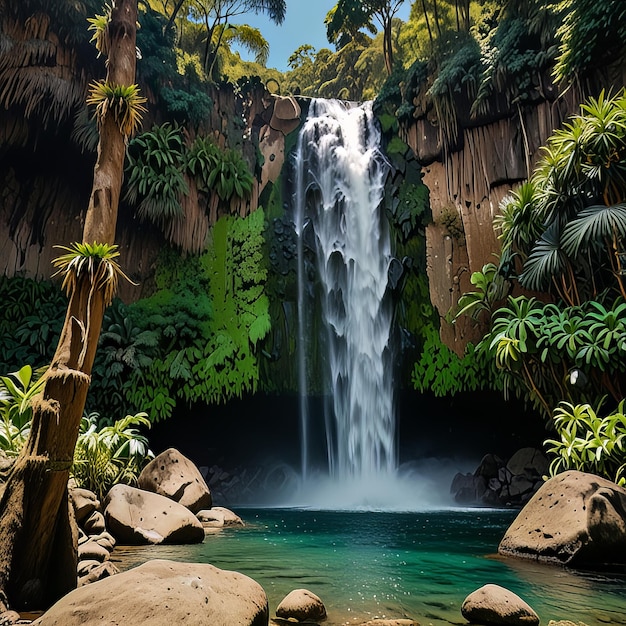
(401, 91, 584, 353)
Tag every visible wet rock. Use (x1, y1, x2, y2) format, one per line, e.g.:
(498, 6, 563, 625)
(461, 584, 539, 625)
(276, 588, 326, 622)
(197, 506, 244, 528)
(499, 470, 626, 566)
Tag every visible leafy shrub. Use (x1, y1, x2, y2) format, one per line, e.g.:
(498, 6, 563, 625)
(0, 365, 45, 456)
(125, 122, 189, 226)
(123, 210, 271, 420)
(0, 276, 66, 373)
(87, 298, 159, 419)
(411, 328, 489, 397)
(545, 401, 626, 485)
(72, 412, 153, 500)
(206, 148, 254, 201)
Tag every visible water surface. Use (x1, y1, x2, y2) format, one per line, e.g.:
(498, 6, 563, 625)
(113, 508, 626, 625)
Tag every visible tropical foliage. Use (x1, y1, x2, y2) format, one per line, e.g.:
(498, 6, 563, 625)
(0, 365, 46, 457)
(52, 242, 132, 307)
(545, 401, 626, 485)
(326, 0, 406, 75)
(124, 122, 189, 226)
(0, 277, 66, 373)
(146, 0, 285, 82)
(72, 412, 153, 500)
(123, 123, 255, 228)
(376, 0, 624, 151)
(411, 328, 489, 397)
(453, 89, 626, 452)
(87, 209, 272, 422)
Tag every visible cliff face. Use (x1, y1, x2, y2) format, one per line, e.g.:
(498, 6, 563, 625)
(401, 66, 626, 355)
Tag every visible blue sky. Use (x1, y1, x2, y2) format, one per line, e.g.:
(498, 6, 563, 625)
(236, 0, 413, 72)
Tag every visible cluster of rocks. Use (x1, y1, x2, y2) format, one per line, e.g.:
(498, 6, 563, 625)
(16, 451, 626, 625)
(450, 447, 549, 507)
(71, 486, 119, 586)
(68, 447, 246, 588)
(39, 447, 335, 626)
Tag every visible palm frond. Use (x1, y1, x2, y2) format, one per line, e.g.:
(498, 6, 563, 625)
(561, 204, 626, 257)
(519, 223, 568, 292)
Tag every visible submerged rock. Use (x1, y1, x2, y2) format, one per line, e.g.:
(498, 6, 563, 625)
(275, 588, 326, 622)
(461, 584, 539, 625)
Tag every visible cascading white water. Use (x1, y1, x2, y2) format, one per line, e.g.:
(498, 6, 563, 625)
(294, 99, 396, 485)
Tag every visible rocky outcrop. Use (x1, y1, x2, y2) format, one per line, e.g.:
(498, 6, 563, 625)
(451, 447, 548, 507)
(275, 588, 326, 623)
(197, 506, 244, 528)
(399, 67, 626, 355)
(69, 485, 119, 586)
(138, 448, 212, 513)
(498, 470, 626, 565)
(461, 584, 539, 626)
(31, 559, 269, 626)
(103, 484, 205, 545)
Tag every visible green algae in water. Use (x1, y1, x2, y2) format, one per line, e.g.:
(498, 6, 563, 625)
(113, 508, 626, 626)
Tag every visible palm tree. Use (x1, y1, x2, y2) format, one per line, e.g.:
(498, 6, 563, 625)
(326, 0, 405, 75)
(0, 0, 142, 613)
(159, 0, 285, 79)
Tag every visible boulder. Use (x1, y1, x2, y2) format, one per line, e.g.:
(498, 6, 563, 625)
(138, 448, 212, 513)
(104, 484, 204, 545)
(82, 509, 106, 535)
(450, 472, 488, 504)
(69, 488, 100, 526)
(77, 540, 110, 562)
(77, 561, 119, 587)
(91, 530, 116, 552)
(506, 448, 549, 479)
(197, 506, 244, 528)
(269, 95, 301, 135)
(498, 470, 626, 565)
(275, 588, 326, 622)
(32, 559, 269, 626)
(461, 584, 539, 626)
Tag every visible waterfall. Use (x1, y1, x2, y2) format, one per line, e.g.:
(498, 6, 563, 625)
(294, 99, 396, 484)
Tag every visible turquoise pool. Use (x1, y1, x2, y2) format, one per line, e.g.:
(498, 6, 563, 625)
(113, 507, 626, 625)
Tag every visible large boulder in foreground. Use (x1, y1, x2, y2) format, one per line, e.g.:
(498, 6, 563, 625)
(498, 470, 626, 565)
(31, 559, 269, 626)
(461, 584, 539, 625)
(138, 448, 212, 513)
(104, 484, 204, 544)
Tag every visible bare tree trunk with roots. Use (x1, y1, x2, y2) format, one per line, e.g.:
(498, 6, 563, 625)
(0, 0, 138, 617)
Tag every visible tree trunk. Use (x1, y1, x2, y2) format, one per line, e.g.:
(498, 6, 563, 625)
(383, 18, 394, 74)
(0, 0, 138, 615)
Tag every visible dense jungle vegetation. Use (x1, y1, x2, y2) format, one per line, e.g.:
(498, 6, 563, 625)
(1, 0, 626, 493)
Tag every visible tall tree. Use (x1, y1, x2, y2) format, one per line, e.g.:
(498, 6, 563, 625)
(161, 0, 285, 78)
(326, 0, 405, 75)
(0, 0, 141, 617)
